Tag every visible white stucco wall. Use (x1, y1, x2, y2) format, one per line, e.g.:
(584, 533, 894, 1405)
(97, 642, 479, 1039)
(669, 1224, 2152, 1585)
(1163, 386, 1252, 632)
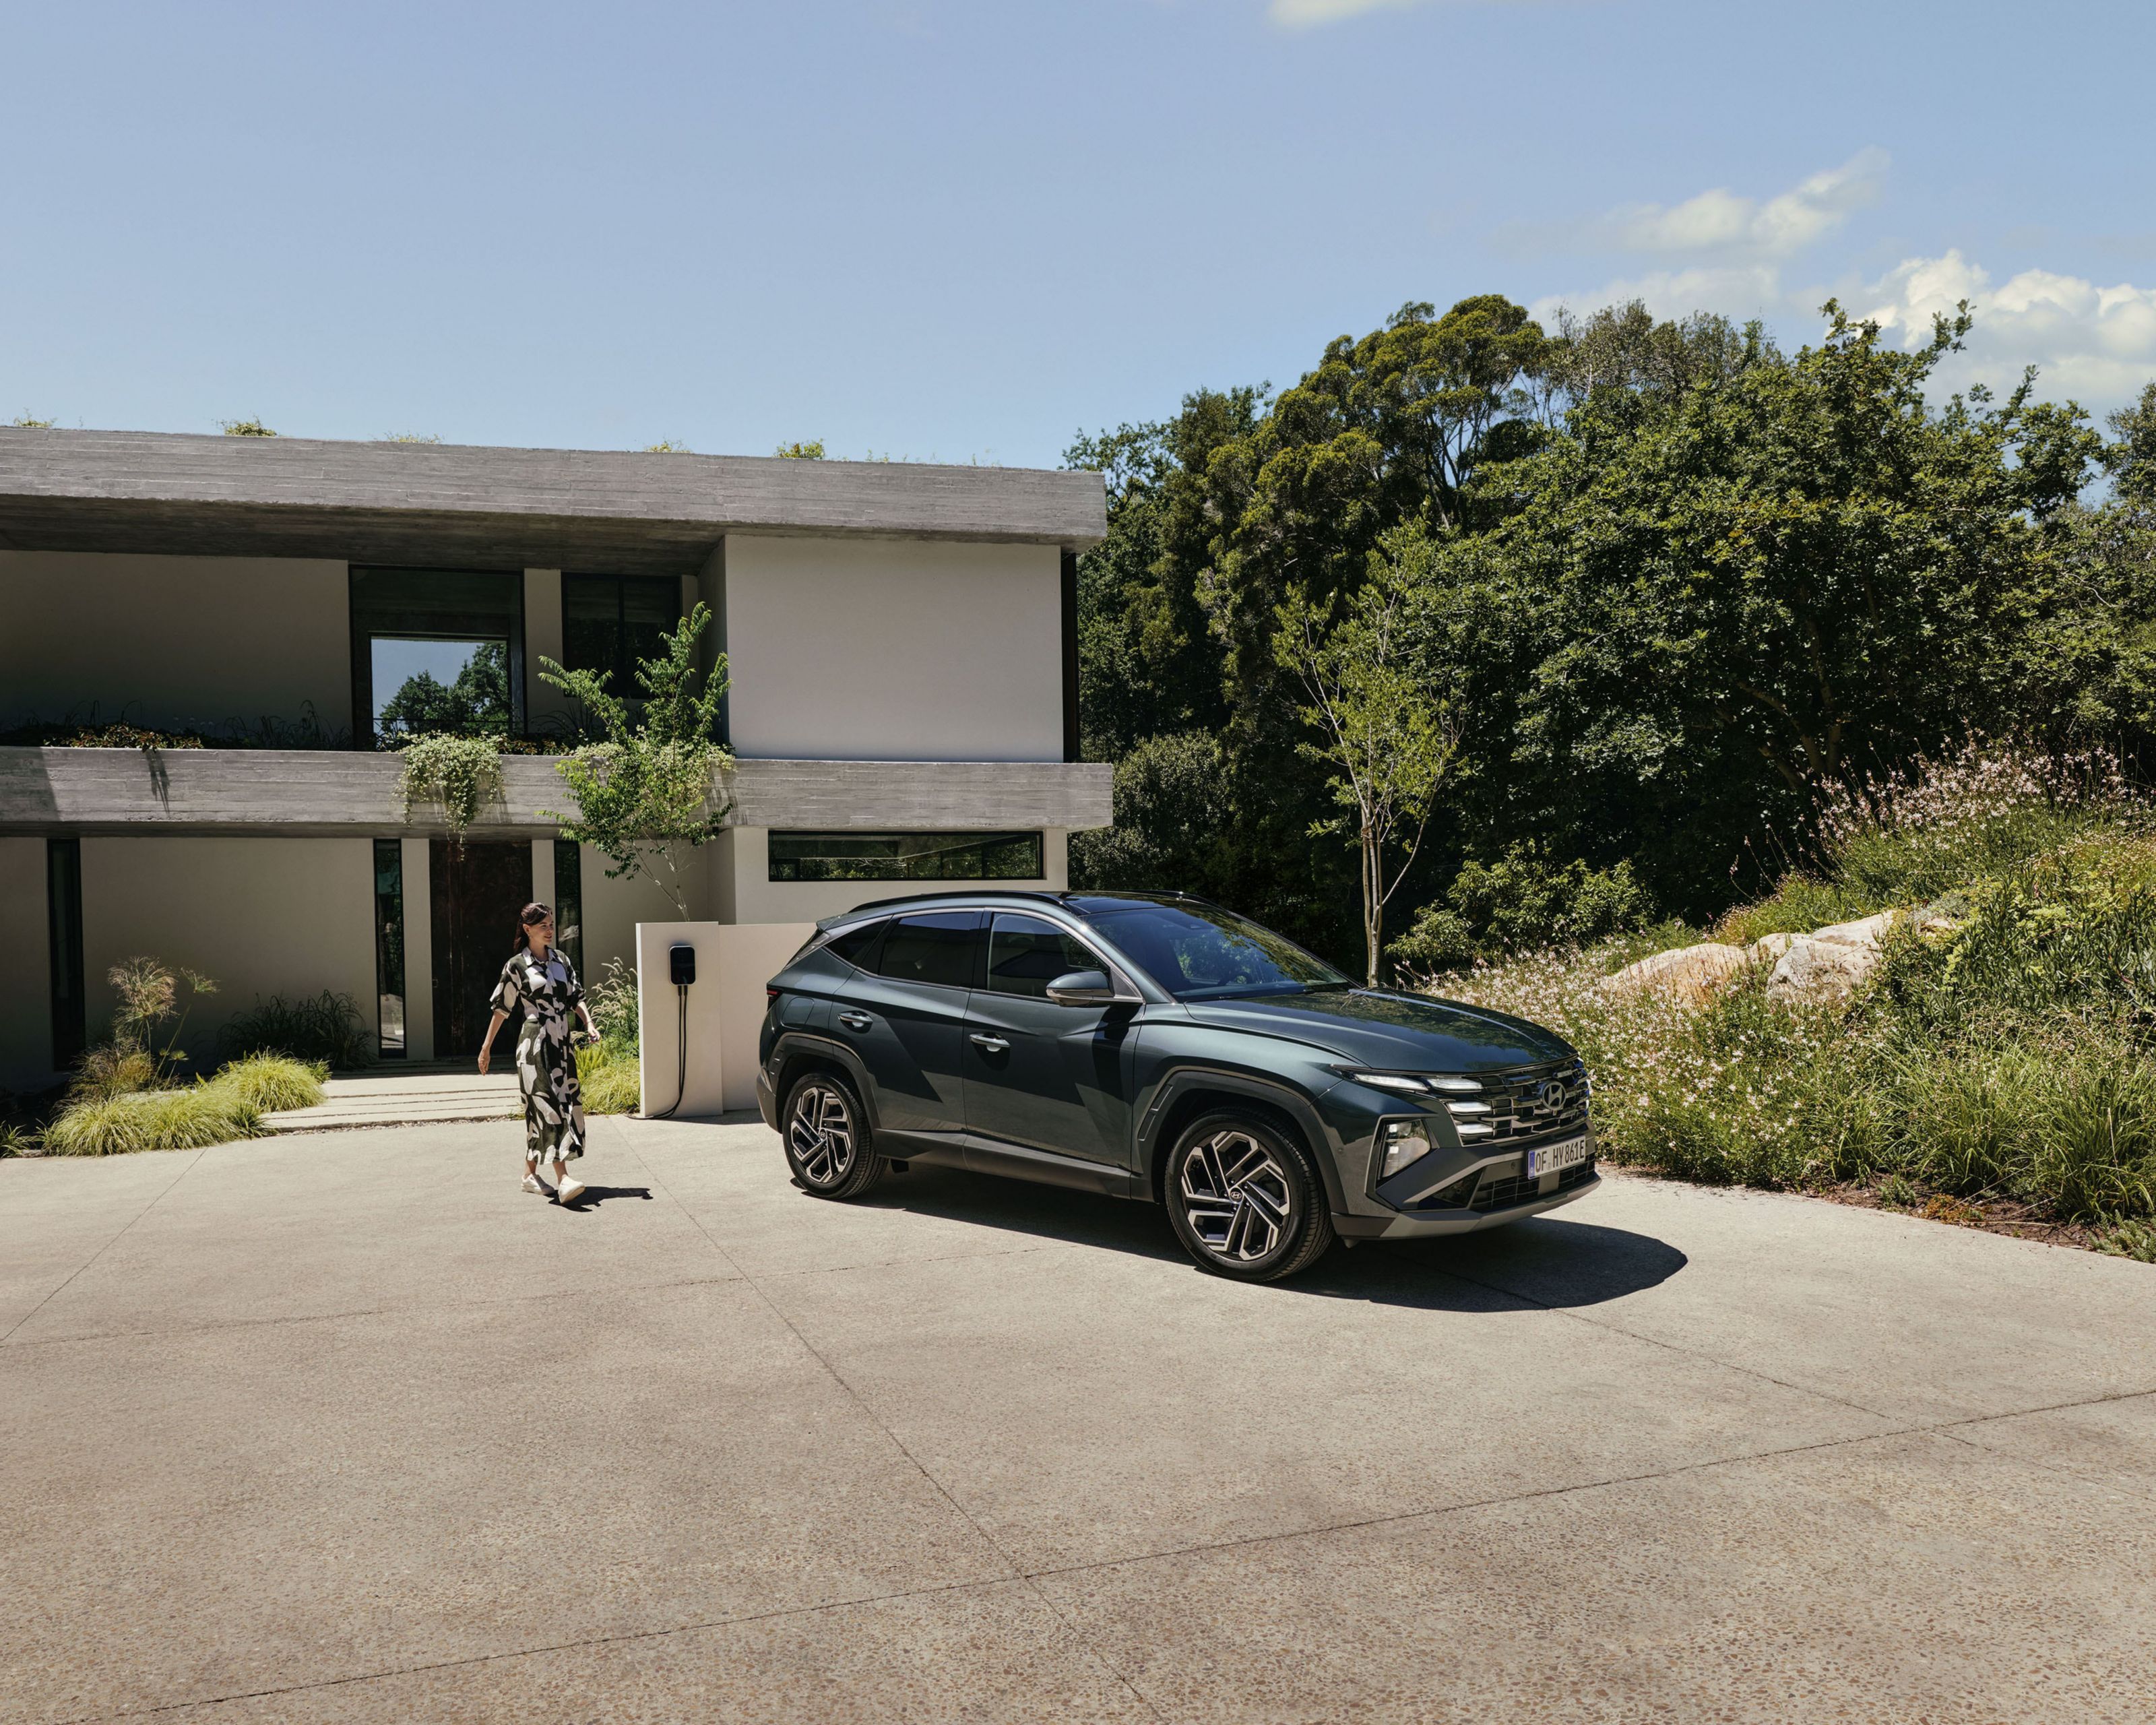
(77, 837, 377, 1062)
(0, 838, 55, 1092)
(575, 842, 701, 993)
(720, 534, 1063, 761)
(709, 826, 1067, 927)
(0, 551, 352, 736)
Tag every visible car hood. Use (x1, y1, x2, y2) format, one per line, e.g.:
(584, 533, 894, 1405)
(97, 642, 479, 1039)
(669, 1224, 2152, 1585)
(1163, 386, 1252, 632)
(1178, 989, 1573, 1071)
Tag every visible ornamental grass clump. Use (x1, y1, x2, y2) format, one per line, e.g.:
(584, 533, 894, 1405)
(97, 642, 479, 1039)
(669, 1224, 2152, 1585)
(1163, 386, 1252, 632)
(43, 1055, 325, 1156)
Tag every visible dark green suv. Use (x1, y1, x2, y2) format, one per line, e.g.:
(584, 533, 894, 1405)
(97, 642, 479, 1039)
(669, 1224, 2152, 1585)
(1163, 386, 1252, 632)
(756, 891, 1595, 1282)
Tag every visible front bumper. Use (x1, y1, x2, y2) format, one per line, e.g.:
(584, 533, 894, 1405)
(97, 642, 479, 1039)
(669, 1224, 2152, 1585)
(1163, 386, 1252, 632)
(1333, 1170, 1601, 1239)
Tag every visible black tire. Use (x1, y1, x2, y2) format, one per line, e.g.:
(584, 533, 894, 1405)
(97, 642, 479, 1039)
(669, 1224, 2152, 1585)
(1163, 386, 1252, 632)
(1163, 1108, 1335, 1282)
(780, 1069, 885, 1199)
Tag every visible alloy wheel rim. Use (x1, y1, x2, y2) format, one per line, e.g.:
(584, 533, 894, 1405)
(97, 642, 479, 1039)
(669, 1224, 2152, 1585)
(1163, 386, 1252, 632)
(1178, 1129, 1293, 1261)
(788, 1085, 855, 1185)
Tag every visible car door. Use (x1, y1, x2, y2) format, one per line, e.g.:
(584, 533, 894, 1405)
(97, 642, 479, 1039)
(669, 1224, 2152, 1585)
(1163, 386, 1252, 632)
(829, 910, 981, 1145)
(962, 911, 1139, 1170)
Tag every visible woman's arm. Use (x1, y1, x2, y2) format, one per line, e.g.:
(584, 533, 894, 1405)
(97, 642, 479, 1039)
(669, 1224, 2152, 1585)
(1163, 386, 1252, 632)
(576, 1002, 600, 1045)
(476, 1009, 510, 1073)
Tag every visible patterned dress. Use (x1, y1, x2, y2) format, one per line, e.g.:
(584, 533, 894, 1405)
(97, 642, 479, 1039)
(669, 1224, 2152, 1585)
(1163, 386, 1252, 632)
(489, 949, 588, 1162)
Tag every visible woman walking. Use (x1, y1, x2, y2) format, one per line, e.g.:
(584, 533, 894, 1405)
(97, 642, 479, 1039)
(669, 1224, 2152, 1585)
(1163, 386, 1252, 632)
(478, 902, 598, 1205)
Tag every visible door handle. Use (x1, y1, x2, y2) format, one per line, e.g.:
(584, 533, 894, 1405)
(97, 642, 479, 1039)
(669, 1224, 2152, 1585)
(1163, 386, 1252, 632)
(837, 1011, 872, 1032)
(969, 1033, 1010, 1054)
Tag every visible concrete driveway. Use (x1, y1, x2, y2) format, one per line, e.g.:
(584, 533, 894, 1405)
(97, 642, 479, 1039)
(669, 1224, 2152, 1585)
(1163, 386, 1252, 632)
(3, 1117, 2152, 1724)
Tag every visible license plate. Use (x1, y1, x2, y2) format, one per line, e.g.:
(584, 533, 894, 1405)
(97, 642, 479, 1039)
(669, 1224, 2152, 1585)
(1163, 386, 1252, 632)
(1523, 1136, 1589, 1179)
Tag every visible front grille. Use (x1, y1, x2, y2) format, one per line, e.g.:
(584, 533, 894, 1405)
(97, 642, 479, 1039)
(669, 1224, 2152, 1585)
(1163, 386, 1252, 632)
(1470, 1059, 1590, 1143)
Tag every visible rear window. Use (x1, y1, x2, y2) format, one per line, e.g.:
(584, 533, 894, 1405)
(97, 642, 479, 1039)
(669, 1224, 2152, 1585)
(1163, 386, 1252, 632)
(873, 912, 981, 989)
(825, 920, 885, 968)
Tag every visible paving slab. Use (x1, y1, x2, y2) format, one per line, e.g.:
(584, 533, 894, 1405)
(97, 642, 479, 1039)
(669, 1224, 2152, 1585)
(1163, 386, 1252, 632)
(753, 1219, 1894, 1573)
(0, 1147, 203, 1335)
(0, 1278, 1006, 1722)
(1418, 1172, 2156, 1422)
(166, 1581, 1152, 1724)
(1032, 1429, 2156, 1725)
(3, 1120, 730, 1344)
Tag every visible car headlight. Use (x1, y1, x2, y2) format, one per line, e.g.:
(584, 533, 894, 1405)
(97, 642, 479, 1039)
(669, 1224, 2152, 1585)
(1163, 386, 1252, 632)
(1379, 1119, 1435, 1179)
(1343, 1069, 1484, 1096)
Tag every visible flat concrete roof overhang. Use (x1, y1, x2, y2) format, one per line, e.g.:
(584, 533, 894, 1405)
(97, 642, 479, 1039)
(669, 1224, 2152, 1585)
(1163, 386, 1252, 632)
(0, 747, 1115, 838)
(0, 429, 1108, 573)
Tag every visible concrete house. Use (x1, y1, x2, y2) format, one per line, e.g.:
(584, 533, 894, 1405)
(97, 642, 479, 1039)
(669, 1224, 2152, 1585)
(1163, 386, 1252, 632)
(0, 429, 1110, 1092)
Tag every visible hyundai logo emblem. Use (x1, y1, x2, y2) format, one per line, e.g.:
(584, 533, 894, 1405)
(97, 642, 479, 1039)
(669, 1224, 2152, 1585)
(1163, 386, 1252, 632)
(1537, 1079, 1566, 1112)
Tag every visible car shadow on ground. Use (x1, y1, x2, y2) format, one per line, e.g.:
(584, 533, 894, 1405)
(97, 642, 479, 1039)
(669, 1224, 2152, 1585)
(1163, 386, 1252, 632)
(852, 1167, 1686, 1310)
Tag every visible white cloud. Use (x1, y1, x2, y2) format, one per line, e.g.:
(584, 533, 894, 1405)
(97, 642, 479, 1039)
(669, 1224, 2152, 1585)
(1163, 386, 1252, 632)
(1601, 148, 1888, 260)
(1525, 152, 2156, 410)
(1862, 249, 2156, 403)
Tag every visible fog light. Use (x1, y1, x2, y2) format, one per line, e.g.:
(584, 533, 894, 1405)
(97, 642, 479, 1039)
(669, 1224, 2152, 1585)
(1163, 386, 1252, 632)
(1381, 1120, 1434, 1179)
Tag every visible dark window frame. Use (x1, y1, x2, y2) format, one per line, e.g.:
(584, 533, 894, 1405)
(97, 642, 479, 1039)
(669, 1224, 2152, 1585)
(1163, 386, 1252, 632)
(553, 840, 584, 976)
(561, 573, 683, 706)
(373, 838, 406, 1059)
(767, 831, 1044, 883)
(348, 566, 527, 751)
(46, 837, 86, 1072)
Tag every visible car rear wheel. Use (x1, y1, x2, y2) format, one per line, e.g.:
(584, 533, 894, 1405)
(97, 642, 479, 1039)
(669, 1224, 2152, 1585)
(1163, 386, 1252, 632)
(782, 1070, 885, 1199)
(1164, 1109, 1334, 1282)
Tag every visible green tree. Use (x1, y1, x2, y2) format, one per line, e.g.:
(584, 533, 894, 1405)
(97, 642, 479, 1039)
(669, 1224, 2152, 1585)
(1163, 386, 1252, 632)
(538, 605, 731, 916)
(774, 439, 826, 460)
(1275, 528, 1459, 983)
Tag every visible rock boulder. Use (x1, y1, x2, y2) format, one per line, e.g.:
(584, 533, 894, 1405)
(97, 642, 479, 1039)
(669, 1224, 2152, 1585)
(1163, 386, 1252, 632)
(1601, 942, 1752, 1005)
(1767, 936, 1879, 1005)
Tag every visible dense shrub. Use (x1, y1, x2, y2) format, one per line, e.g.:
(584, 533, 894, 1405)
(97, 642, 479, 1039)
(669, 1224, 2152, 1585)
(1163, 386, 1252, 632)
(1388, 846, 1652, 975)
(220, 991, 375, 1068)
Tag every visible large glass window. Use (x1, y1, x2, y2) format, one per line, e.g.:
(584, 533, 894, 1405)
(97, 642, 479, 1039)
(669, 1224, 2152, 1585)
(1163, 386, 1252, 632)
(1081, 900, 1348, 1001)
(46, 838, 85, 1071)
(373, 839, 406, 1057)
(872, 912, 981, 989)
(350, 568, 524, 748)
(563, 575, 681, 699)
(553, 840, 583, 975)
(768, 832, 1043, 883)
(985, 914, 1094, 999)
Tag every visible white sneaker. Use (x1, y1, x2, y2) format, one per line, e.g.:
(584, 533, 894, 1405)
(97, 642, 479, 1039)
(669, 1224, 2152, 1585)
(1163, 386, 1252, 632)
(555, 1176, 587, 1205)
(522, 1173, 556, 1197)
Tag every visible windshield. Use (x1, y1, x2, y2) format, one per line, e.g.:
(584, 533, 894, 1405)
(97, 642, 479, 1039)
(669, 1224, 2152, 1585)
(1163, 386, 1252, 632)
(1084, 901, 1350, 1001)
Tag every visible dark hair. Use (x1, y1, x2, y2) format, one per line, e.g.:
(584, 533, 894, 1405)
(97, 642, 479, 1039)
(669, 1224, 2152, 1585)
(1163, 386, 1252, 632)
(513, 902, 552, 953)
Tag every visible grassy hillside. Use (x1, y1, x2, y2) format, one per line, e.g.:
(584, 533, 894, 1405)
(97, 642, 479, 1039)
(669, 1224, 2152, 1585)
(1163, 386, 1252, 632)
(1424, 745, 2156, 1261)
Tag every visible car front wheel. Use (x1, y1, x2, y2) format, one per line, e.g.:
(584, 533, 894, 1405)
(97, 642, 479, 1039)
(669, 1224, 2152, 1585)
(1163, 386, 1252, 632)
(782, 1070, 885, 1199)
(1164, 1109, 1334, 1282)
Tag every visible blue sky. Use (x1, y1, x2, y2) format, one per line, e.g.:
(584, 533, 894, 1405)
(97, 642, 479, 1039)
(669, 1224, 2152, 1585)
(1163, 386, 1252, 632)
(4, 0, 2151, 467)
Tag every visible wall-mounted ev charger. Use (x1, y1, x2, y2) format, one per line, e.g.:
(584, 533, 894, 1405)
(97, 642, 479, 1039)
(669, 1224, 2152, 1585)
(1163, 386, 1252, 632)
(647, 941, 697, 1119)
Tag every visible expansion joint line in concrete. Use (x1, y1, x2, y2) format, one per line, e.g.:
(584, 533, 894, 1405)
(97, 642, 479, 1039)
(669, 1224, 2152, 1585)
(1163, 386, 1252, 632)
(607, 1118, 1170, 1725)
(1433, 1261, 1905, 1424)
(0, 1148, 209, 1347)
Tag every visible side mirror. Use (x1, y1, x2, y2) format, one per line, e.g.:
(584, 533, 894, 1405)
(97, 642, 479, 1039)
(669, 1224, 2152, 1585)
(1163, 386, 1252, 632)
(1045, 968, 1116, 1007)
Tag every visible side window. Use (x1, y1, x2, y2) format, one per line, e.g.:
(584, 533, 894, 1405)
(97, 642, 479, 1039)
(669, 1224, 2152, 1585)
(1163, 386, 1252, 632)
(986, 914, 1095, 1000)
(825, 920, 885, 969)
(873, 912, 982, 989)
